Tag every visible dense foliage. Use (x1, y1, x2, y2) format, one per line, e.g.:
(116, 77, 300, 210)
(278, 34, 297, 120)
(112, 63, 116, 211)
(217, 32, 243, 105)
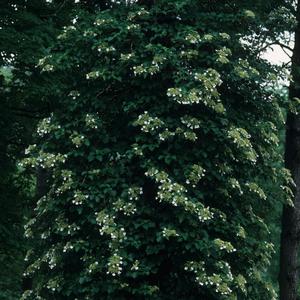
(18, 1, 294, 299)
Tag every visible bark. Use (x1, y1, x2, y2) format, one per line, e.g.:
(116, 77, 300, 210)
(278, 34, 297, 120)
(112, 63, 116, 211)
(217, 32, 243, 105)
(279, 2, 300, 299)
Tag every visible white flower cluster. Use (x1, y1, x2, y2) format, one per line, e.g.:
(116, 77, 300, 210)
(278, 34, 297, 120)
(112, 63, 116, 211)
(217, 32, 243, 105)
(264, 241, 275, 253)
(131, 259, 140, 271)
(167, 70, 224, 113)
(44, 249, 57, 269)
(46, 277, 61, 292)
(214, 238, 236, 253)
(85, 113, 99, 129)
(24, 217, 36, 238)
(235, 274, 247, 293)
(162, 227, 179, 238)
(127, 24, 140, 31)
(23, 259, 42, 279)
(229, 178, 243, 195)
(62, 169, 72, 182)
(183, 130, 198, 142)
(145, 168, 186, 203)
(20, 151, 67, 169)
(184, 261, 206, 283)
(83, 30, 96, 37)
(24, 250, 33, 262)
(167, 87, 184, 99)
(181, 115, 201, 130)
(41, 64, 54, 72)
(216, 163, 232, 176)
(245, 182, 267, 200)
(113, 199, 137, 216)
(24, 256, 43, 278)
(34, 196, 47, 213)
(176, 88, 202, 105)
(194, 68, 222, 90)
(55, 216, 80, 236)
(57, 25, 76, 39)
(72, 190, 88, 205)
(185, 261, 234, 296)
(133, 54, 166, 76)
(159, 129, 175, 141)
(203, 34, 214, 41)
(198, 207, 213, 222)
(134, 111, 164, 133)
(41, 230, 50, 240)
(97, 44, 116, 53)
(236, 225, 246, 238)
(55, 170, 73, 195)
(107, 252, 123, 276)
(96, 211, 127, 242)
(88, 261, 99, 274)
(94, 18, 112, 26)
(132, 143, 143, 156)
(68, 90, 80, 99)
(185, 31, 201, 44)
(86, 70, 100, 80)
(63, 242, 74, 253)
(216, 261, 233, 280)
(65, 224, 80, 235)
(37, 55, 51, 68)
(24, 144, 36, 155)
(263, 131, 279, 146)
(133, 63, 158, 76)
(228, 127, 258, 164)
(216, 47, 231, 64)
(207, 274, 233, 295)
(186, 164, 206, 186)
(112, 187, 142, 215)
(37, 116, 61, 137)
(180, 49, 199, 59)
(21, 290, 34, 300)
(145, 168, 213, 222)
(120, 53, 134, 61)
(244, 9, 256, 18)
(184, 32, 228, 44)
(128, 186, 143, 200)
(127, 8, 149, 20)
(219, 32, 230, 40)
(152, 55, 167, 66)
(70, 132, 85, 148)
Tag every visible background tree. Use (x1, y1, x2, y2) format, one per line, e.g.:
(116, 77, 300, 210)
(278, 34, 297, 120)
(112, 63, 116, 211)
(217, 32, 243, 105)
(0, 0, 75, 298)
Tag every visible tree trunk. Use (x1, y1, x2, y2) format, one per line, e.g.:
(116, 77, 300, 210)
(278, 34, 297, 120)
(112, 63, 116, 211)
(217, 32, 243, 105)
(22, 167, 48, 292)
(279, 2, 300, 299)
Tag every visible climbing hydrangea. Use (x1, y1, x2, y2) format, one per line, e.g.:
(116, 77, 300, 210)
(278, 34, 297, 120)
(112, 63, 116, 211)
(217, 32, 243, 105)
(21, 1, 292, 299)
